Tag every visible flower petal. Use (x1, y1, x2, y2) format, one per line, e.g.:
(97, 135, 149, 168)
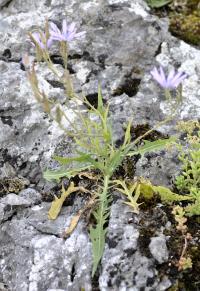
(49, 20, 85, 43)
(151, 66, 187, 90)
(47, 37, 53, 48)
(171, 73, 188, 88)
(170, 71, 185, 88)
(31, 32, 44, 49)
(68, 22, 76, 34)
(66, 32, 76, 41)
(159, 67, 167, 87)
(166, 68, 175, 85)
(151, 67, 166, 88)
(49, 22, 60, 34)
(62, 19, 68, 35)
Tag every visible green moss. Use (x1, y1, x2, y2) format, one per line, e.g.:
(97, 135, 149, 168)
(170, 12, 200, 45)
(169, 0, 200, 45)
(185, 0, 200, 12)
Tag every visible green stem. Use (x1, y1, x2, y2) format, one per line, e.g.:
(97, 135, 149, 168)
(164, 89, 172, 103)
(91, 174, 110, 276)
(99, 175, 109, 231)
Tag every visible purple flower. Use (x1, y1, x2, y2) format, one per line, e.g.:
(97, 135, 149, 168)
(49, 20, 86, 42)
(150, 66, 188, 90)
(31, 32, 52, 50)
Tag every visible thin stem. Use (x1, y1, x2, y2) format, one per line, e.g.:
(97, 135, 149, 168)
(164, 89, 172, 103)
(59, 107, 80, 133)
(60, 41, 68, 71)
(43, 50, 62, 80)
(180, 235, 188, 260)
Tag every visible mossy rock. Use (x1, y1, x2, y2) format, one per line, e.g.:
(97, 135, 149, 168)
(185, 0, 200, 12)
(169, 0, 199, 13)
(169, 0, 200, 45)
(0, 177, 29, 197)
(170, 12, 200, 45)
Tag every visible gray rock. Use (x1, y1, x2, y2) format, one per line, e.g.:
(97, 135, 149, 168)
(0, 0, 168, 186)
(19, 188, 41, 204)
(108, 94, 133, 142)
(156, 276, 172, 291)
(0, 193, 33, 223)
(156, 41, 200, 120)
(0, 203, 92, 291)
(130, 40, 200, 134)
(0, 0, 10, 8)
(99, 201, 171, 290)
(149, 235, 169, 264)
(0, 0, 199, 290)
(0, 60, 72, 184)
(135, 148, 180, 188)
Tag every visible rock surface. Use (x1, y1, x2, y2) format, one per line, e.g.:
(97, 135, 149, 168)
(149, 235, 169, 264)
(0, 195, 92, 291)
(99, 202, 171, 290)
(0, 0, 200, 290)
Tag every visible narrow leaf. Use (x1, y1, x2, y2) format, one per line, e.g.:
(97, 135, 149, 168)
(122, 120, 132, 148)
(62, 211, 81, 238)
(48, 182, 75, 220)
(153, 186, 194, 203)
(185, 201, 200, 216)
(90, 225, 107, 276)
(128, 137, 176, 157)
(97, 84, 104, 113)
(48, 182, 89, 220)
(54, 153, 92, 165)
(44, 166, 91, 182)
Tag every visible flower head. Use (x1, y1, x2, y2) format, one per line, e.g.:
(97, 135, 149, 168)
(150, 66, 188, 90)
(31, 32, 52, 50)
(49, 20, 86, 42)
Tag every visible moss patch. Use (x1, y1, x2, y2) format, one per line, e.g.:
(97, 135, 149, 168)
(170, 11, 200, 45)
(169, 0, 200, 45)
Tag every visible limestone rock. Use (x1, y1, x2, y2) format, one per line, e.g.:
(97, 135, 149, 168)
(0, 0, 199, 290)
(0, 203, 92, 291)
(149, 235, 169, 264)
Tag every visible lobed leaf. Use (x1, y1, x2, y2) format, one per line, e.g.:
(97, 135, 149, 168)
(48, 182, 90, 220)
(43, 166, 91, 182)
(122, 120, 132, 148)
(54, 153, 93, 165)
(128, 137, 176, 157)
(153, 186, 194, 203)
(90, 225, 107, 276)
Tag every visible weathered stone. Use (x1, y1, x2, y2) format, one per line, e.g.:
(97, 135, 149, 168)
(99, 201, 171, 290)
(19, 188, 42, 204)
(0, 60, 72, 184)
(135, 148, 180, 187)
(0, 187, 41, 223)
(0, 0, 10, 8)
(130, 39, 200, 133)
(0, 0, 168, 183)
(0, 193, 32, 223)
(0, 203, 92, 291)
(0, 0, 200, 290)
(149, 235, 169, 264)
